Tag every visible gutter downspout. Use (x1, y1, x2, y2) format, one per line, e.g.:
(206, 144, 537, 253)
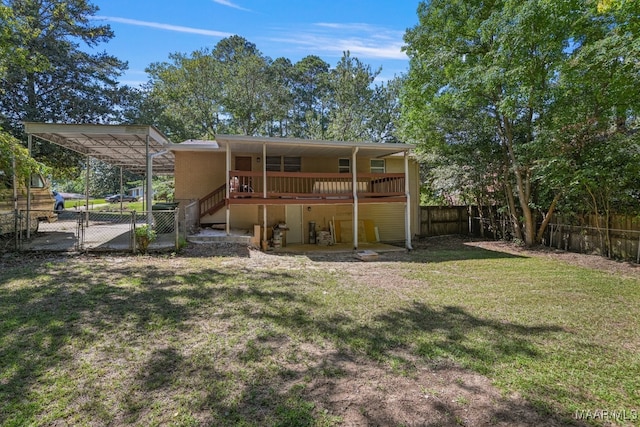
(404, 151, 413, 250)
(352, 146, 359, 250)
(147, 148, 168, 226)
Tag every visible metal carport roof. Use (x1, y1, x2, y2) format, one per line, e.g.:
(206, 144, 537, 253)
(23, 122, 175, 174)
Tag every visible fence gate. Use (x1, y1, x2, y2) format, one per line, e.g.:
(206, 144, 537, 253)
(5, 209, 180, 253)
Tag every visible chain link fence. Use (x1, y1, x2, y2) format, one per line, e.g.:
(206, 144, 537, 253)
(183, 200, 200, 235)
(1, 208, 182, 253)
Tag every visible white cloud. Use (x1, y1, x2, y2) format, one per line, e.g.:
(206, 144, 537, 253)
(267, 23, 407, 60)
(94, 16, 233, 38)
(212, 0, 251, 12)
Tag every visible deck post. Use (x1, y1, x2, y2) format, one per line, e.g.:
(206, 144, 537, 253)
(263, 143, 267, 198)
(263, 205, 267, 245)
(352, 147, 359, 250)
(26, 134, 32, 238)
(404, 151, 413, 250)
(262, 143, 267, 248)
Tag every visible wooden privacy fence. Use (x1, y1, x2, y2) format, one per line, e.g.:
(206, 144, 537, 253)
(420, 206, 511, 239)
(420, 206, 470, 236)
(545, 214, 640, 262)
(420, 205, 640, 263)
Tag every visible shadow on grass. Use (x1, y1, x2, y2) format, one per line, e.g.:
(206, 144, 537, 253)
(299, 238, 528, 264)
(0, 255, 582, 426)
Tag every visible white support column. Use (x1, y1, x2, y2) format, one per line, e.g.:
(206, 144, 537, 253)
(262, 143, 267, 198)
(262, 143, 267, 247)
(26, 134, 32, 238)
(352, 147, 359, 250)
(225, 143, 231, 235)
(404, 151, 413, 250)
(263, 205, 267, 245)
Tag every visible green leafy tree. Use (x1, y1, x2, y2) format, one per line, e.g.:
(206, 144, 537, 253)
(0, 4, 38, 75)
(326, 51, 379, 142)
(290, 55, 331, 139)
(141, 37, 401, 144)
(145, 50, 225, 141)
(263, 57, 295, 137)
(568, 134, 640, 257)
(0, 4, 45, 181)
(0, 0, 128, 174)
(212, 35, 272, 136)
(145, 36, 277, 139)
(153, 176, 175, 202)
(0, 131, 44, 185)
(369, 76, 403, 143)
(402, 0, 585, 246)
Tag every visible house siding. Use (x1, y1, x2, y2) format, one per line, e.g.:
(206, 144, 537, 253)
(174, 151, 226, 203)
(359, 203, 406, 242)
(173, 146, 420, 243)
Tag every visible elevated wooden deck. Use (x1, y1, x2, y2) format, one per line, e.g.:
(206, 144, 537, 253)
(227, 170, 406, 204)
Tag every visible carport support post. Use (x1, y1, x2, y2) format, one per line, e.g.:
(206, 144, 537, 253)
(119, 166, 124, 211)
(85, 156, 90, 228)
(146, 135, 153, 226)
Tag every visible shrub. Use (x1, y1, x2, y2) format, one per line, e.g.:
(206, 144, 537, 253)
(135, 224, 157, 253)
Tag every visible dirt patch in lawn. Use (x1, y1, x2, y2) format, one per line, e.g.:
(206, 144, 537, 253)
(297, 350, 568, 427)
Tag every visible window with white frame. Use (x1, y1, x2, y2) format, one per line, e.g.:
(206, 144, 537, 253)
(338, 158, 351, 173)
(370, 159, 385, 173)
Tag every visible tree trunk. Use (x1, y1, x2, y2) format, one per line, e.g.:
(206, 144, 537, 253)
(504, 178, 523, 241)
(536, 193, 561, 243)
(503, 116, 535, 246)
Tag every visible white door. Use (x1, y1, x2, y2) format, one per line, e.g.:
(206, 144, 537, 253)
(285, 205, 303, 244)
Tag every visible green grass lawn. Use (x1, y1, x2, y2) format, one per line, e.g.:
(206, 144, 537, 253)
(1, 243, 639, 426)
(66, 199, 145, 211)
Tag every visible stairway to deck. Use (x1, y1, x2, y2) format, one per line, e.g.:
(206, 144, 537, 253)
(199, 184, 226, 218)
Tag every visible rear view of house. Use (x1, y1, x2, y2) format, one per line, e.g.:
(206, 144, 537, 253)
(170, 135, 418, 249)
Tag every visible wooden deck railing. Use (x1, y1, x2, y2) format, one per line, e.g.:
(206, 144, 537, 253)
(228, 171, 405, 200)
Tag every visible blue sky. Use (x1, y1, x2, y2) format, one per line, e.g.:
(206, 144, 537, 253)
(88, 0, 420, 87)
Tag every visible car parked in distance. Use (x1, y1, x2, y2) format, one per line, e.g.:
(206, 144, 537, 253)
(52, 191, 65, 213)
(106, 194, 138, 203)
